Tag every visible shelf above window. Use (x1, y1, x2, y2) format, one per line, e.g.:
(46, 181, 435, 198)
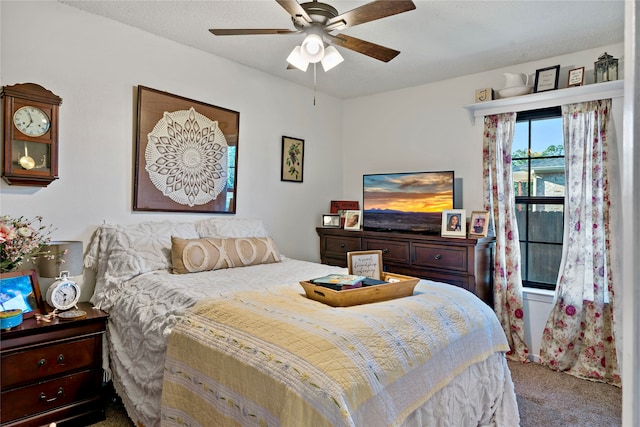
(463, 80, 624, 123)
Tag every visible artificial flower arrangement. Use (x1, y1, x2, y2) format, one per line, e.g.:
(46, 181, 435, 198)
(0, 215, 55, 273)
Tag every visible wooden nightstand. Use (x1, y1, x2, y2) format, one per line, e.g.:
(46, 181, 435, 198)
(0, 302, 108, 426)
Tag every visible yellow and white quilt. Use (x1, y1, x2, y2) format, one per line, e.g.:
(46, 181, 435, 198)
(161, 283, 510, 427)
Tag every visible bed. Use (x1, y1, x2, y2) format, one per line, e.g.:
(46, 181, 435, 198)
(85, 218, 519, 427)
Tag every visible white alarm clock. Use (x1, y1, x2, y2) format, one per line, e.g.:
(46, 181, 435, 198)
(45, 271, 81, 311)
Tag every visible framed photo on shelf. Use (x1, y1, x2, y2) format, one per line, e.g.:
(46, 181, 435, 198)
(321, 213, 341, 228)
(330, 200, 359, 227)
(343, 210, 362, 231)
(567, 67, 585, 87)
(281, 136, 304, 182)
(441, 209, 467, 238)
(0, 270, 45, 318)
(534, 65, 560, 93)
(469, 211, 490, 237)
(347, 250, 383, 280)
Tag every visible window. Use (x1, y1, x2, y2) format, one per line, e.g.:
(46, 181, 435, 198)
(512, 107, 564, 290)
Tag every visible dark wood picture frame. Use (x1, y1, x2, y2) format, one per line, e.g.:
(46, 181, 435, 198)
(534, 65, 561, 93)
(567, 66, 585, 87)
(281, 136, 304, 182)
(321, 213, 341, 228)
(0, 270, 45, 318)
(133, 85, 239, 213)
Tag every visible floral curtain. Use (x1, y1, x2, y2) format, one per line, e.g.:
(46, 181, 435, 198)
(482, 113, 530, 362)
(540, 99, 620, 386)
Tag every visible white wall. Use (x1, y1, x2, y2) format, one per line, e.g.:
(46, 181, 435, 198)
(342, 43, 625, 360)
(0, 0, 344, 293)
(1, 1, 626, 364)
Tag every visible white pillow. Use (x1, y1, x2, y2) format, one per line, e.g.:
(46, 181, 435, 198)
(195, 217, 270, 238)
(87, 220, 198, 310)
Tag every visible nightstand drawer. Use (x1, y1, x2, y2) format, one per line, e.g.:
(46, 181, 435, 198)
(411, 243, 468, 272)
(0, 370, 96, 423)
(1, 336, 97, 388)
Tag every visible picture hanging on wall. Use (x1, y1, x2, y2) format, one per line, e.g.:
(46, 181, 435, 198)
(281, 136, 304, 183)
(133, 85, 239, 213)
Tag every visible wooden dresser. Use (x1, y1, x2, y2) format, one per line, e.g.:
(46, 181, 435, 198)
(317, 227, 495, 307)
(0, 302, 108, 427)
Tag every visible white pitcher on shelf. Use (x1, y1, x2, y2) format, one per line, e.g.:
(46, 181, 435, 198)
(503, 72, 530, 88)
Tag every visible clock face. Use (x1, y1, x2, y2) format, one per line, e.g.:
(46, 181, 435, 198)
(13, 106, 51, 137)
(47, 280, 80, 311)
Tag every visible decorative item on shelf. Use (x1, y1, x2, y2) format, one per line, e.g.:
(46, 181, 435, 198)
(497, 72, 533, 98)
(37, 241, 85, 319)
(1, 83, 62, 187)
(321, 213, 341, 228)
(534, 65, 560, 93)
(0, 215, 55, 273)
(475, 88, 494, 102)
(594, 52, 618, 83)
(330, 200, 359, 227)
(441, 209, 467, 238)
(0, 270, 46, 319)
(567, 67, 585, 87)
(469, 211, 490, 237)
(0, 308, 23, 330)
(343, 210, 362, 231)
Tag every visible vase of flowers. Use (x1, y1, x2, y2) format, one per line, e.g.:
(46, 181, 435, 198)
(0, 215, 55, 273)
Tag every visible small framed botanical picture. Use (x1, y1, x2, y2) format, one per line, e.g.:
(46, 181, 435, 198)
(347, 250, 383, 280)
(469, 211, 490, 237)
(343, 210, 362, 231)
(567, 67, 585, 87)
(321, 213, 341, 228)
(534, 65, 560, 93)
(0, 270, 45, 319)
(441, 209, 466, 238)
(281, 135, 304, 182)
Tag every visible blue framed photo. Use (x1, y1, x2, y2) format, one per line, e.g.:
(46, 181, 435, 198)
(0, 270, 45, 318)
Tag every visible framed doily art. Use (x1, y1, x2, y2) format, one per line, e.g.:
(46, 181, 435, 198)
(134, 86, 239, 213)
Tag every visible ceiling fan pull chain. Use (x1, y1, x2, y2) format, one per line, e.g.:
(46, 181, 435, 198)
(313, 63, 317, 106)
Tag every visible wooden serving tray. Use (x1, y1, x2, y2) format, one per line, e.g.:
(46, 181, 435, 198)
(300, 272, 419, 307)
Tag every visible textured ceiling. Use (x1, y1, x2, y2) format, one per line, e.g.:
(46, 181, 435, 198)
(59, 0, 625, 99)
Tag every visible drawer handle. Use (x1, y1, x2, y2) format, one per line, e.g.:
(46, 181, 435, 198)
(382, 248, 389, 254)
(57, 354, 65, 364)
(40, 387, 63, 403)
(37, 358, 46, 367)
(434, 254, 442, 260)
(339, 243, 345, 248)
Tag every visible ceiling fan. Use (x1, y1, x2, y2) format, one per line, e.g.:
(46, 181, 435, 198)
(209, 0, 416, 71)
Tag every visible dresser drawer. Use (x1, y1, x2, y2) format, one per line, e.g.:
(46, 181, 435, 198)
(1, 336, 97, 388)
(411, 243, 468, 272)
(323, 235, 361, 258)
(363, 239, 410, 265)
(0, 370, 97, 423)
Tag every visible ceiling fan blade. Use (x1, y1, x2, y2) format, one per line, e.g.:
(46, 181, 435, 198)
(209, 29, 299, 36)
(329, 33, 400, 62)
(276, 0, 312, 26)
(327, 0, 416, 30)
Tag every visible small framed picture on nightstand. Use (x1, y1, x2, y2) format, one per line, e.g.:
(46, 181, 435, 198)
(0, 270, 45, 318)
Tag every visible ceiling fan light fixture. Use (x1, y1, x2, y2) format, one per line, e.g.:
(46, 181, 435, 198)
(321, 46, 344, 71)
(301, 33, 325, 63)
(287, 45, 309, 71)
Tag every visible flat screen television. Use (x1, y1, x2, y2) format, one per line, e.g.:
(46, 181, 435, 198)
(362, 171, 455, 232)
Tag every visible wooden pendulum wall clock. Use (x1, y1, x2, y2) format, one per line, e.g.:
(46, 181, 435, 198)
(2, 83, 62, 186)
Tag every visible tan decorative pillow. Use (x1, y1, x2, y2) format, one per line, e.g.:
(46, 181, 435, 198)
(171, 236, 282, 274)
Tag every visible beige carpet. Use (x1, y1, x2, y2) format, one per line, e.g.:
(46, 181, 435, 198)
(90, 361, 622, 426)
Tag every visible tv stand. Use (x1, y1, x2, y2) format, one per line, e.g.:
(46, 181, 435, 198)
(316, 227, 495, 307)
